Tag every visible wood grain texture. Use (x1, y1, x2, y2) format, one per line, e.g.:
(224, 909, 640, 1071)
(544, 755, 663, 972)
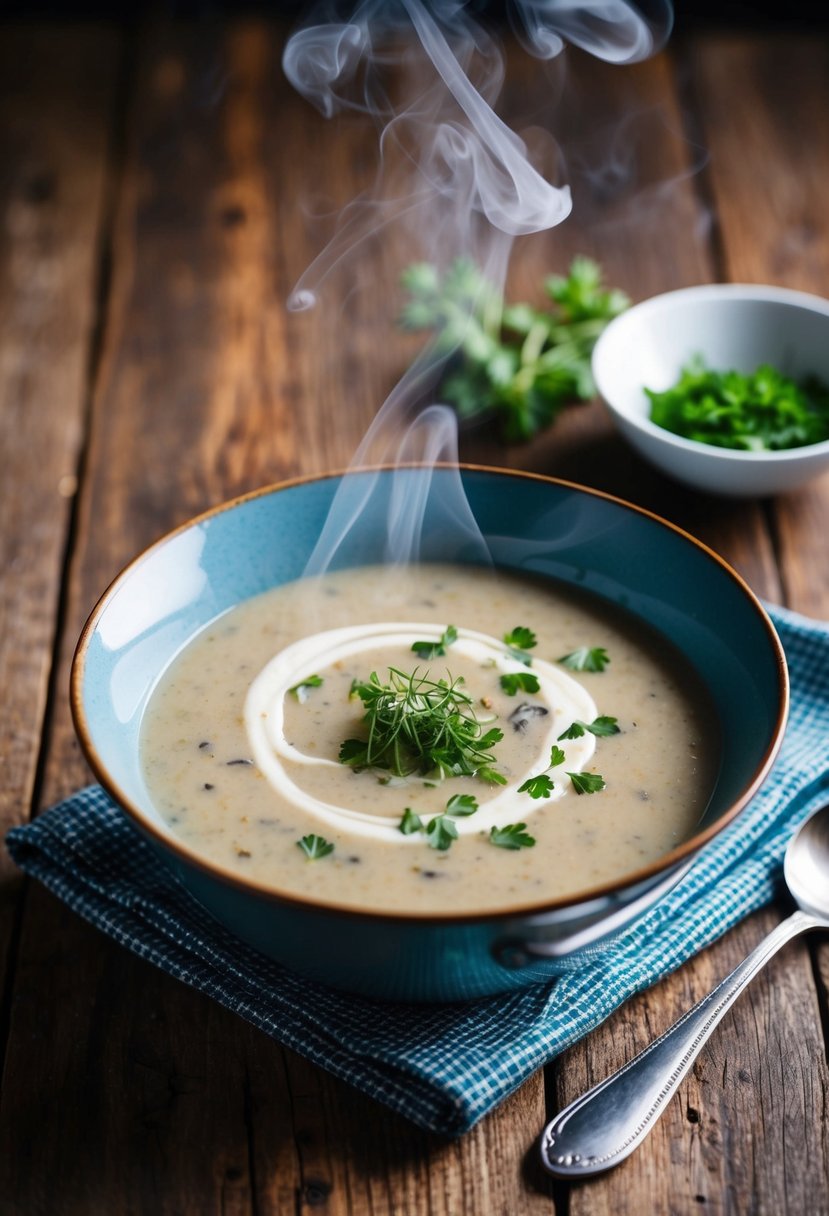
(0, 25, 119, 864)
(1, 18, 828, 1216)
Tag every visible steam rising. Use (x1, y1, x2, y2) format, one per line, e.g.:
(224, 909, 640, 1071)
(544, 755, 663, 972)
(283, 0, 672, 570)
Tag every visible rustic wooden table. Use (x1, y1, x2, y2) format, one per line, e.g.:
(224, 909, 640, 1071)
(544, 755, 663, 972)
(2, 16, 829, 1214)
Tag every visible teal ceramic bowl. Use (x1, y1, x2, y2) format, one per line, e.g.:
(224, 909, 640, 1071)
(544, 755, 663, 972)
(71, 467, 788, 1001)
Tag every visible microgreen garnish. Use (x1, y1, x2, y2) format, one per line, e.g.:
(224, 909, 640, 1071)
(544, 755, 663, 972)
(400, 257, 628, 442)
(568, 771, 606, 794)
(500, 671, 541, 696)
(490, 823, 536, 850)
(558, 647, 610, 673)
(411, 624, 458, 660)
(517, 744, 566, 799)
(297, 834, 335, 860)
(288, 674, 324, 702)
(399, 807, 423, 835)
(426, 815, 458, 851)
(340, 667, 506, 782)
(558, 715, 620, 740)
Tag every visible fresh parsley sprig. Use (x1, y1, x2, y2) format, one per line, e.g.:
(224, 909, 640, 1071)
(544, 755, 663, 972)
(411, 624, 458, 660)
(400, 256, 628, 442)
(503, 625, 537, 666)
(558, 647, 610, 673)
(500, 671, 541, 696)
(297, 834, 334, 860)
(341, 667, 506, 783)
(490, 823, 536, 850)
(568, 771, 606, 795)
(399, 793, 481, 850)
(558, 715, 620, 740)
(518, 744, 566, 800)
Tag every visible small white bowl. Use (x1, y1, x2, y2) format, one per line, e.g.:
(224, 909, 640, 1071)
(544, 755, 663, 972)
(592, 284, 829, 497)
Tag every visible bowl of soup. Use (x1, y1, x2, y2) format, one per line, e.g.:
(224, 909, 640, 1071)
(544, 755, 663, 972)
(71, 466, 788, 1001)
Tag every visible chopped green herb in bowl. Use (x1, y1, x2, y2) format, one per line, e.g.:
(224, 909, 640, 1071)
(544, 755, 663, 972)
(591, 283, 829, 496)
(645, 357, 829, 452)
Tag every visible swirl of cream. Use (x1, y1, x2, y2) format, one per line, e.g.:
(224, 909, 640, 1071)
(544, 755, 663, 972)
(245, 624, 600, 842)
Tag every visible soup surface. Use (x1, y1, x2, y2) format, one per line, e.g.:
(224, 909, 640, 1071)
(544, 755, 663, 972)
(140, 563, 717, 914)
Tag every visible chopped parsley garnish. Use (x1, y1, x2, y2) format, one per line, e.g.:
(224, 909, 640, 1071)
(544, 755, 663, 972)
(425, 815, 458, 851)
(645, 357, 829, 451)
(288, 674, 324, 702)
(340, 667, 506, 783)
(411, 624, 458, 660)
(399, 256, 628, 442)
(503, 626, 537, 665)
(400, 793, 480, 851)
(568, 771, 607, 795)
(558, 715, 620, 740)
(518, 744, 566, 799)
(517, 774, 554, 799)
(490, 823, 536, 850)
(558, 647, 610, 673)
(500, 671, 541, 696)
(445, 792, 479, 816)
(399, 807, 423, 835)
(297, 834, 335, 860)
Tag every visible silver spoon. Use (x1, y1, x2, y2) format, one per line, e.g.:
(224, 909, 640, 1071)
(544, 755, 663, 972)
(540, 802, 829, 1179)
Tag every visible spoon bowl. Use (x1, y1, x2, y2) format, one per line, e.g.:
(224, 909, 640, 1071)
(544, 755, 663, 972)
(784, 805, 829, 918)
(540, 802, 829, 1178)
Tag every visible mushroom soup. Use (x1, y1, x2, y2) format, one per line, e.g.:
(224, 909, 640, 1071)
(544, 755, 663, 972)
(139, 563, 717, 914)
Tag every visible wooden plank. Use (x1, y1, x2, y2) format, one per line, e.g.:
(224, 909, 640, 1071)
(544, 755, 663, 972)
(0, 25, 119, 890)
(0, 19, 549, 1215)
(687, 34, 829, 620)
(462, 45, 781, 599)
(548, 35, 829, 1216)
(0, 21, 303, 1216)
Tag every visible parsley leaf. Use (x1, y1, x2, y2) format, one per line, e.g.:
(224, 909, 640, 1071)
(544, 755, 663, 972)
(500, 671, 541, 696)
(411, 624, 458, 660)
(503, 626, 537, 664)
(558, 646, 610, 673)
(568, 771, 606, 794)
(399, 807, 423, 835)
(504, 626, 537, 651)
(490, 823, 536, 849)
(517, 774, 554, 799)
(548, 745, 566, 767)
(558, 721, 585, 740)
(288, 674, 323, 702)
(400, 256, 628, 442)
(297, 834, 335, 859)
(558, 715, 620, 741)
(445, 793, 479, 816)
(426, 815, 458, 851)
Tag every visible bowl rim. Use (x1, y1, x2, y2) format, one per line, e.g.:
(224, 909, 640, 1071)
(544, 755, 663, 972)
(70, 464, 790, 926)
(592, 282, 829, 465)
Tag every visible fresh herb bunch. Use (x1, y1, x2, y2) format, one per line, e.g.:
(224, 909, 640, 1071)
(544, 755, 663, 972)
(340, 667, 506, 783)
(645, 357, 829, 451)
(400, 256, 629, 442)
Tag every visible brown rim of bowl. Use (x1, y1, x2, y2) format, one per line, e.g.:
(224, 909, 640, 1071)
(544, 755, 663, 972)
(70, 463, 790, 926)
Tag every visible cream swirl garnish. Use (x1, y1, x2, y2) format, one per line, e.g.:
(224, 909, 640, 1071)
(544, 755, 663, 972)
(245, 624, 598, 841)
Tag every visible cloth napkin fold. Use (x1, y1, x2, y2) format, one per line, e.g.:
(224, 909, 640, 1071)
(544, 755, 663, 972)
(6, 603, 829, 1137)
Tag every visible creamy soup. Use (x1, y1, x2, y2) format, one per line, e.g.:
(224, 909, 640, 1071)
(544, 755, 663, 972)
(140, 564, 717, 914)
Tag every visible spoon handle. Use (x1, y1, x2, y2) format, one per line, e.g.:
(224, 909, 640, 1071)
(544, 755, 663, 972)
(540, 908, 823, 1178)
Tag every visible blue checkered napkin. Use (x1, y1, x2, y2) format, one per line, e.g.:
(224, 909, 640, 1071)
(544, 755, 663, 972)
(6, 604, 829, 1137)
